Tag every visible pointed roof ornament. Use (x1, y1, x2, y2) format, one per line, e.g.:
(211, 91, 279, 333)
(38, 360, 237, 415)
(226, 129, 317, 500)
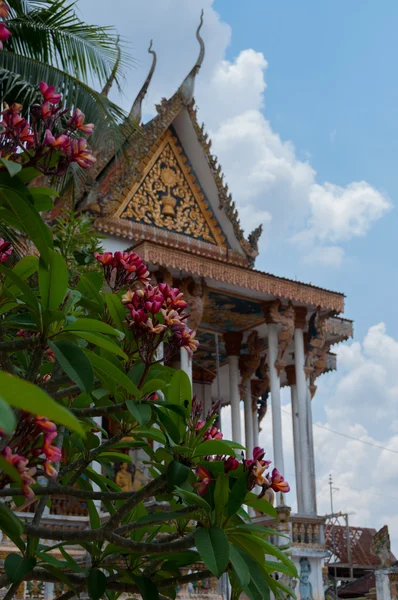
(129, 40, 157, 124)
(179, 9, 205, 105)
(101, 36, 121, 97)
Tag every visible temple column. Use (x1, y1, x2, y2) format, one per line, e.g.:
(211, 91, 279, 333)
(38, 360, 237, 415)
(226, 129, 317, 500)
(306, 382, 317, 514)
(252, 407, 259, 449)
(266, 322, 285, 476)
(244, 381, 254, 456)
(180, 348, 192, 385)
(294, 308, 316, 515)
(286, 365, 303, 513)
(224, 332, 243, 445)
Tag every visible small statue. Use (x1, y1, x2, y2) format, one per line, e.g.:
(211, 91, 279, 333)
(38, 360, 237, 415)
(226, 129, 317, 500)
(115, 463, 133, 492)
(299, 558, 314, 600)
(371, 525, 392, 568)
(240, 331, 263, 391)
(180, 277, 208, 333)
(269, 300, 295, 375)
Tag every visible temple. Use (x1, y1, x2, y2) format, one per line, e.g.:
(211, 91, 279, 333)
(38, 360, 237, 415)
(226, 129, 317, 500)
(0, 14, 355, 600)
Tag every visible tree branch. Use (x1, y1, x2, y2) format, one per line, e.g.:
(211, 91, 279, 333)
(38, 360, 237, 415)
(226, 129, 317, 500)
(70, 401, 126, 417)
(104, 472, 167, 529)
(105, 530, 196, 554)
(3, 582, 19, 600)
(53, 385, 81, 399)
(115, 504, 197, 535)
(0, 337, 41, 351)
(59, 434, 123, 478)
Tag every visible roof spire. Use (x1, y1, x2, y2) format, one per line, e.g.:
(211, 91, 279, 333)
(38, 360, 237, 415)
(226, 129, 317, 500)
(101, 36, 121, 97)
(179, 9, 205, 105)
(129, 40, 157, 124)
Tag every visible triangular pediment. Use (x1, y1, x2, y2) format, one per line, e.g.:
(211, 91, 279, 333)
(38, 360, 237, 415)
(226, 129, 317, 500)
(112, 129, 227, 247)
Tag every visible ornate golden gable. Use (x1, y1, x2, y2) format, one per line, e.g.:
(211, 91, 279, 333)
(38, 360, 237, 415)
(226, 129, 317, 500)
(112, 129, 227, 247)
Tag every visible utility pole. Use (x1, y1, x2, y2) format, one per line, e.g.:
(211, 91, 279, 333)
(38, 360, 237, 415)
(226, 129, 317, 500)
(329, 474, 339, 599)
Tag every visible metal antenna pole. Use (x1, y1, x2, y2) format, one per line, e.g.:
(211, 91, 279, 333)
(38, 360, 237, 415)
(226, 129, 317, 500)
(329, 474, 338, 599)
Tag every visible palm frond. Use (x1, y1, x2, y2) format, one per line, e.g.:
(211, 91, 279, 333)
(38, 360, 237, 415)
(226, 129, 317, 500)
(6, 0, 131, 87)
(0, 51, 133, 150)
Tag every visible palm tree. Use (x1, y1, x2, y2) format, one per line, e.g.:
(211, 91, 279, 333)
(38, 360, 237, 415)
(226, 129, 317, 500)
(0, 0, 131, 149)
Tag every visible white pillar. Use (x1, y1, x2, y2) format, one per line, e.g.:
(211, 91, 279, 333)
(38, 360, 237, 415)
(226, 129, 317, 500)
(291, 383, 303, 512)
(294, 327, 315, 515)
(252, 408, 259, 449)
(306, 384, 317, 513)
(244, 381, 254, 456)
(180, 348, 192, 385)
(268, 324, 285, 476)
(228, 355, 242, 444)
(92, 416, 102, 510)
(203, 382, 213, 419)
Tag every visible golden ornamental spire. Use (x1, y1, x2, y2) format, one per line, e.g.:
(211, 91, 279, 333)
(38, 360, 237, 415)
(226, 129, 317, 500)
(101, 36, 121, 97)
(179, 9, 205, 105)
(129, 40, 157, 124)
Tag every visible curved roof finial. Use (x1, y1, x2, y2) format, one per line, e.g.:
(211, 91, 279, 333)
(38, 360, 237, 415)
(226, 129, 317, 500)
(129, 40, 157, 124)
(179, 9, 205, 105)
(101, 36, 121, 98)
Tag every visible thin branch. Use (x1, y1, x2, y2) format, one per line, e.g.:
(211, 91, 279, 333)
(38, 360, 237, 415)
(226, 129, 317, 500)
(71, 401, 126, 417)
(59, 433, 123, 478)
(0, 337, 41, 351)
(115, 505, 197, 535)
(3, 582, 19, 600)
(25, 345, 44, 382)
(53, 385, 81, 399)
(0, 485, 146, 500)
(105, 530, 196, 554)
(104, 473, 167, 530)
(24, 524, 103, 542)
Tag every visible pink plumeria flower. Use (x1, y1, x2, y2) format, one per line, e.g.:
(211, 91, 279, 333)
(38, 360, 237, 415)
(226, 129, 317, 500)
(39, 82, 62, 104)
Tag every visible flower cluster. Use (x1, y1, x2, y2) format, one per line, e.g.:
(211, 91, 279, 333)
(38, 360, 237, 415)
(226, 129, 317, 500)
(244, 446, 290, 494)
(122, 280, 199, 361)
(1, 415, 61, 498)
(0, 238, 12, 263)
(0, 1, 11, 49)
(0, 83, 96, 175)
(196, 421, 223, 441)
(94, 250, 150, 291)
(194, 457, 239, 496)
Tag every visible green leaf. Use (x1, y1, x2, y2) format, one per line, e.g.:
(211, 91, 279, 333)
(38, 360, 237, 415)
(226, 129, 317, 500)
(240, 533, 296, 575)
(136, 509, 197, 526)
(87, 499, 101, 530)
(236, 524, 285, 538)
(242, 554, 271, 600)
(4, 255, 39, 291)
(63, 331, 128, 359)
(134, 428, 166, 444)
(195, 526, 229, 578)
(5, 555, 36, 583)
(167, 461, 191, 492)
(0, 187, 52, 263)
(214, 472, 229, 512)
(0, 397, 16, 435)
(228, 474, 250, 517)
(0, 263, 39, 315)
(0, 371, 84, 436)
(0, 455, 22, 487)
(88, 568, 107, 600)
(0, 502, 24, 552)
(39, 251, 68, 310)
(229, 545, 251, 588)
(132, 575, 159, 600)
(48, 341, 94, 393)
(229, 534, 265, 566)
(0, 158, 22, 177)
(167, 370, 192, 410)
(84, 350, 141, 398)
(194, 440, 238, 458)
(98, 452, 133, 463)
(63, 318, 121, 337)
(174, 487, 212, 513)
(245, 494, 278, 519)
(141, 378, 168, 396)
(153, 406, 181, 444)
(126, 400, 152, 425)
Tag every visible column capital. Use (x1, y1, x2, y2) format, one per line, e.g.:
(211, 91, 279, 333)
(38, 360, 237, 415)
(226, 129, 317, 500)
(192, 368, 216, 385)
(262, 299, 279, 324)
(285, 365, 296, 386)
(294, 306, 307, 329)
(223, 331, 243, 356)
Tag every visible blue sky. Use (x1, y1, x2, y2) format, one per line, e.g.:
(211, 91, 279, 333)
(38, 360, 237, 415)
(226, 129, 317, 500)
(80, 0, 398, 548)
(215, 0, 398, 340)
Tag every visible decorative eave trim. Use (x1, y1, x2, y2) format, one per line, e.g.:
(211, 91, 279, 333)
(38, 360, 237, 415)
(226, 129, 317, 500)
(132, 241, 346, 312)
(94, 217, 248, 267)
(186, 103, 260, 262)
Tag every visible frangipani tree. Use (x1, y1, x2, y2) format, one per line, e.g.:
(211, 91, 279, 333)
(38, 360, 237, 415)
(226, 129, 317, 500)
(0, 84, 297, 600)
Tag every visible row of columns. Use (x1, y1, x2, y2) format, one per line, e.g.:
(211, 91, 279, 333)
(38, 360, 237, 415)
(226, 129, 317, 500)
(179, 307, 317, 515)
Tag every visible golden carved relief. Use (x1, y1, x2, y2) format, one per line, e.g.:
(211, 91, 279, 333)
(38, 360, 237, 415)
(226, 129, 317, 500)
(115, 130, 227, 247)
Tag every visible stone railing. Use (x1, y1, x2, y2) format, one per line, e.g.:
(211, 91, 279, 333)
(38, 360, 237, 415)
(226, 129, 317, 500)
(290, 515, 326, 549)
